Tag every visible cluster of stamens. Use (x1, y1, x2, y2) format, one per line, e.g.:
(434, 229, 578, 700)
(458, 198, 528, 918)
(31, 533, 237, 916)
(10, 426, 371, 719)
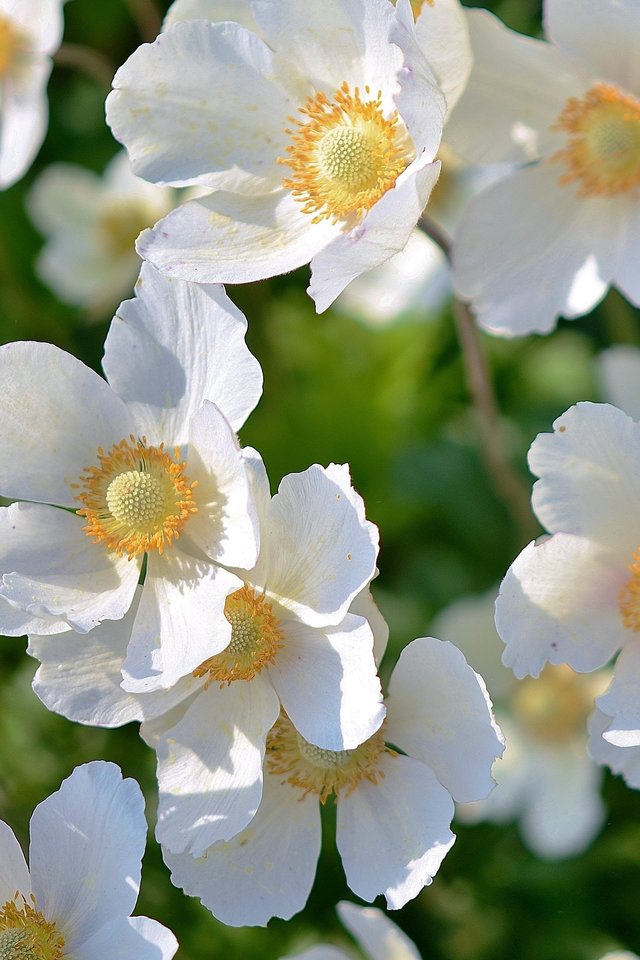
(192, 585, 283, 685)
(73, 435, 197, 560)
(99, 200, 152, 258)
(0, 15, 23, 78)
(618, 550, 640, 631)
(0, 897, 64, 960)
(512, 664, 599, 745)
(266, 712, 391, 803)
(279, 81, 412, 224)
(552, 83, 640, 197)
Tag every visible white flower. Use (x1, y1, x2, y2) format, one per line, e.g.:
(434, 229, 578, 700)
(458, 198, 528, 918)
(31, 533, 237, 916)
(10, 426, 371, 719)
(29, 457, 385, 862)
(0, 761, 178, 960)
(433, 589, 608, 859)
(281, 900, 422, 960)
(0, 0, 64, 189)
(495, 401, 640, 789)
(0, 262, 262, 691)
(163, 0, 259, 33)
(105, 0, 449, 312)
(160, 636, 503, 926)
(27, 151, 174, 315)
(447, 0, 640, 336)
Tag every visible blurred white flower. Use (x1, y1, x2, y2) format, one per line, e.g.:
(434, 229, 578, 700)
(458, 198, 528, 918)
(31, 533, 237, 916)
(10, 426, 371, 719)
(281, 900, 421, 960)
(433, 589, 608, 859)
(161, 636, 503, 926)
(106, 0, 450, 311)
(0, 263, 262, 691)
(0, 761, 178, 960)
(29, 458, 385, 863)
(597, 345, 640, 422)
(447, 0, 640, 336)
(0, 0, 64, 189)
(28, 151, 174, 316)
(496, 401, 640, 789)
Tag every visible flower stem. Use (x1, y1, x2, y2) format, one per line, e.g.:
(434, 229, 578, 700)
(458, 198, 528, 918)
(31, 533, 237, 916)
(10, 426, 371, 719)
(418, 215, 537, 545)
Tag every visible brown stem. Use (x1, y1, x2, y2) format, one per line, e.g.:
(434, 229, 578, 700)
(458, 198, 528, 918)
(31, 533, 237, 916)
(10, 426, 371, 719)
(123, 0, 163, 41)
(419, 215, 537, 546)
(54, 43, 116, 89)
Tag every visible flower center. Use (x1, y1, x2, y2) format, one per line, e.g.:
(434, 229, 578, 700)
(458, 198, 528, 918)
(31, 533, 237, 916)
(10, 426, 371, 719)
(99, 200, 154, 258)
(192, 585, 283, 685)
(512, 664, 597, 744)
(73, 435, 197, 560)
(0, 16, 23, 77)
(266, 712, 391, 803)
(618, 549, 640, 630)
(279, 81, 413, 224)
(0, 898, 64, 960)
(551, 83, 640, 197)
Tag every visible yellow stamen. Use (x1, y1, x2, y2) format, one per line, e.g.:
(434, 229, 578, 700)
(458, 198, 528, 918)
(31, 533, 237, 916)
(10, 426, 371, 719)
(73, 435, 197, 560)
(192, 585, 283, 685)
(0, 16, 24, 78)
(0, 897, 64, 960)
(99, 200, 154, 258)
(266, 712, 392, 803)
(279, 81, 413, 224)
(512, 664, 603, 745)
(619, 549, 640, 630)
(551, 83, 640, 197)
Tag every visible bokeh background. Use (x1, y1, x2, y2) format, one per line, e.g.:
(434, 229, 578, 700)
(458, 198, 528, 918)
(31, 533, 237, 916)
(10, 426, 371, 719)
(1, 1, 639, 958)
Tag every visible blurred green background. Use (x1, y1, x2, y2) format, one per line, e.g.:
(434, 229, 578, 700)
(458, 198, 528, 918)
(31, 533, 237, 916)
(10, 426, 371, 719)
(1, 1, 639, 958)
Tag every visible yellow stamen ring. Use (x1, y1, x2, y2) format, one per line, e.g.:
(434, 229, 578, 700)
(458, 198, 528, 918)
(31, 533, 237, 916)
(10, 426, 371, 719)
(552, 83, 640, 197)
(512, 664, 595, 745)
(266, 712, 392, 803)
(73, 435, 197, 560)
(0, 897, 64, 960)
(619, 550, 640, 631)
(279, 81, 412, 224)
(99, 200, 153, 258)
(0, 16, 24, 78)
(192, 585, 283, 685)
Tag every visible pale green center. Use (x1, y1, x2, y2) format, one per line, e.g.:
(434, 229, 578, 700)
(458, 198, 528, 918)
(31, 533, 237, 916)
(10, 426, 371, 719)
(296, 735, 356, 771)
(106, 470, 166, 527)
(318, 126, 383, 191)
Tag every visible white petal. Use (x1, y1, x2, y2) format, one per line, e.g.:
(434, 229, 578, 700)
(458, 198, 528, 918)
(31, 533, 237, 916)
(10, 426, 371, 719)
(186, 401, 259, 567)
(252, 0, 400, 103)
(153, 675, 279, 854)
(0, 820, 31, 904)
(385, 637, 504, 803)
(0, 342, 132, 506)
(281, 950, 348, 960)
(336, 753, 455, 909)
(445, 8, 584, 164)
(163, 0, 259, 32)
(27, 163, 100, 234)
(613, 201, 640, 308)
(597, 346, 640, 421)
(597, 639, 640, 747)
(107, 20, 293, 190)
(0, 593, 68, 638)
(121, 546, 241, 691)
(7, 0, 64, 53)
(73, 916, 178, 960)
(392, 2, 446, 151)
(30, 762, 146, 946)
(518, 742, 605, 859)
(0, 59, 49, 189)
(529, 402, 640, 555)
(337, 901, 421, 960)
(138, 189, 338, 284)
(348, 585, 389, 666)
(588, 707, 640, 789)
(269, 613, 384, 751)
(544, 0, 640, 93)
(309, 156, 441, 313)
(496, 534, 628, 679)
(0, 502, 139, 633)
(412, 0, 472, 114)
(104, 263, 262, 438)
(453, 164, 620, 337)
(28, 602, 144, 728)
(259, 463, 379, 628)
(162, 770, 321, 926)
